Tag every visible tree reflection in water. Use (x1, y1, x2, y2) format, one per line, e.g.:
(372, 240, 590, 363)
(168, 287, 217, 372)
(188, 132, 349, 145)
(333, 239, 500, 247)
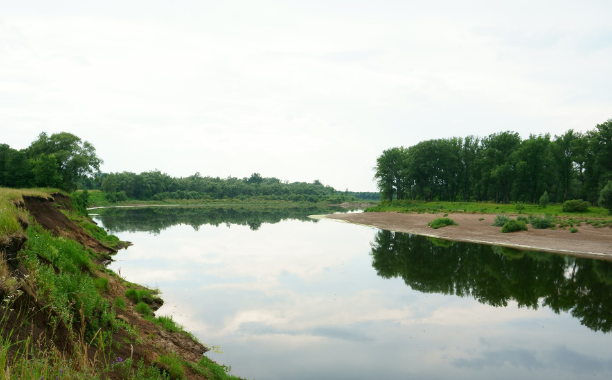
(370, 229, 612, 332)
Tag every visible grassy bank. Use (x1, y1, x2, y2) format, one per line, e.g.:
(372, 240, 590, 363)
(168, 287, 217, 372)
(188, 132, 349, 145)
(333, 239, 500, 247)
(0, 187, 246, 380)
(366, 200, 611, 219)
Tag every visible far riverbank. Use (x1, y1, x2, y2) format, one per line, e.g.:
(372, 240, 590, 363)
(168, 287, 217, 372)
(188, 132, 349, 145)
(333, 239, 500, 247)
(324, 212, 612, 259)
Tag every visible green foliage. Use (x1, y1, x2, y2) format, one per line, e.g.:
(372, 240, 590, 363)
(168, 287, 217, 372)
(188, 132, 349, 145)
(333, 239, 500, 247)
(516, 215, 528, 223)
(31, 153, 62, 188)
(515, 202, 525, 213)
(563, 199, 590, 212)
(156, 354, 186, 380)
(599, 181, 612, 214)
(21, 226, 114, 339)
(71, 189, 90, 217)
(94, 277, 110, 293)
(26, 132, 103, 191)
(492, 214, 511, 227)
(125, 288, 156, 305)
(570, 228, 578, 233)
(427, 217, 458, 229)
(135, 302, 152, 317)
(193, 356, 245, 380)
(371, 118, 612, 205)
(114, 296, 127, 310)
(529, 216, 553, 229)
(539, 191, 549, 208)
(502, 220, 528, 233)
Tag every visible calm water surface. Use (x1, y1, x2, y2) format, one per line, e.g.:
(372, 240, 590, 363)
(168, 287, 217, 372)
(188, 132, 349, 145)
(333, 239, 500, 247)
(94, 207, 612, 380)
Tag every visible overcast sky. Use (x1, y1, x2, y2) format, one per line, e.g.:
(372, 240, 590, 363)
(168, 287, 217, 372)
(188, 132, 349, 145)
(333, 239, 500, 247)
(1, 1, 611, 191)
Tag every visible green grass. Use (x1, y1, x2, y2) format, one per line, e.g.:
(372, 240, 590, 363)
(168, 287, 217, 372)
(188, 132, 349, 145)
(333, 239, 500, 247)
(428, 217, 458, 229)
(156, 354, 186, 380)
(366, 199, 611, 218)
(114, 296, 127, 310)
(125, 288, 159, 305)
(135, 302, 152, 317)
(189, 356, 246, 380)
(94, 277, 110, 293)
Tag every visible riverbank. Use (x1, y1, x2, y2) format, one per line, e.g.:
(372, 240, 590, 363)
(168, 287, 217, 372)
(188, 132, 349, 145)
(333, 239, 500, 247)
(325, 212, 612, 258)
(0, 188, 244, 379)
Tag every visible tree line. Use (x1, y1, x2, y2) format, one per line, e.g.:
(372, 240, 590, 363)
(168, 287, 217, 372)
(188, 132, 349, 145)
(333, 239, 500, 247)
(374, 118, 612, 205)
(97, 171, 352, 203)
(0, 132, 376, 203)
(0, 132, 102, 192)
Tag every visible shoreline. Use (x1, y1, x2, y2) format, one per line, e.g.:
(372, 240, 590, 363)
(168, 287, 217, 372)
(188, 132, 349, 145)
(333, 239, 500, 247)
(324, 212, 612, 260)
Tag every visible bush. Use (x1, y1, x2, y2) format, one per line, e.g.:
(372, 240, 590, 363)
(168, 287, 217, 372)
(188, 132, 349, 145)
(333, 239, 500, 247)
(599, 181, 612, 214)
(570, 228, 578, 233)
(492, 214, 511, 227)
(563, 199, 590, 212)
(428, 217, 458, 229)
(515, 202, 525, 214)
(135, 302, 152, 317)
(516, 216, 528, 223)
(502, 220, 528, 233)
(539, 191, 549, 208)
(530, 216, 552, 229)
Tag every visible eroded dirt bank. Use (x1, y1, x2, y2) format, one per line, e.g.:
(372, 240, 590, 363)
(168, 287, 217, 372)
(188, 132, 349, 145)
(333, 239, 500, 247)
(325, 212, 612, 258)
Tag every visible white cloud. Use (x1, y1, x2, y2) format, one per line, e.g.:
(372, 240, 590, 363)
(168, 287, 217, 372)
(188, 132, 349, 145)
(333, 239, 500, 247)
(1, 1, 612, 191)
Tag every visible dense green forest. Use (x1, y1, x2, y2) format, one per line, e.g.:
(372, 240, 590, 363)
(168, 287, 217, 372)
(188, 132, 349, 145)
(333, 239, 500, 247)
(371, 229, 612, 333)
(374, 118, 612, 207)
(0, 132, 376, 203)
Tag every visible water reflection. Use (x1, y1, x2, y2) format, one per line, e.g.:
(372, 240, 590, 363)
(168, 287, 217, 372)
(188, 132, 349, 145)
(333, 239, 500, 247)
(96, 207, 612, 380)
(96, 205, 352, 234)
(371, 230, 612, 332)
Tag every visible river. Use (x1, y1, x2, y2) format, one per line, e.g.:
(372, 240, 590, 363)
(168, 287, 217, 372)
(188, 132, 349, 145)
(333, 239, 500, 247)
(93, 206, 612, 380)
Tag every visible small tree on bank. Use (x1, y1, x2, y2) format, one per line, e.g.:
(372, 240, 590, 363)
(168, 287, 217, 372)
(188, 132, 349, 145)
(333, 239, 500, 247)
(599, 181, 612, 214)
(539, 191, 549, 208)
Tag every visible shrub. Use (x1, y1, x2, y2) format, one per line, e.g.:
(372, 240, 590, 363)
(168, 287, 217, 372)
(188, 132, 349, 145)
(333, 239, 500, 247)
(570, 228, 578, 233)
(516, 216, 528, 223)
(135, 302, 152, 317)
(515, 202, 525, 214)
(492, 214, 511, 227)
(539, 191, 549, 208)
(530, 216, 552, 229)
(428, 217, 458, 229)
(599, 181, 612, 214)
(502, 220, 528, 233)
(563, 199, 590, 212)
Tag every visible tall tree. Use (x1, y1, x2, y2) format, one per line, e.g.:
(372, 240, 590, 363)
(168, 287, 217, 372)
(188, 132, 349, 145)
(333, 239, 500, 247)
(26, 132, 103, 191)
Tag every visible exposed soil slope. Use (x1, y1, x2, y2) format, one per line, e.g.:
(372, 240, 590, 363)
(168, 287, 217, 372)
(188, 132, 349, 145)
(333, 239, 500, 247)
(1, 193, 212, 380)
(326, 212, 612, 258)
(23, 194, 115, 254)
